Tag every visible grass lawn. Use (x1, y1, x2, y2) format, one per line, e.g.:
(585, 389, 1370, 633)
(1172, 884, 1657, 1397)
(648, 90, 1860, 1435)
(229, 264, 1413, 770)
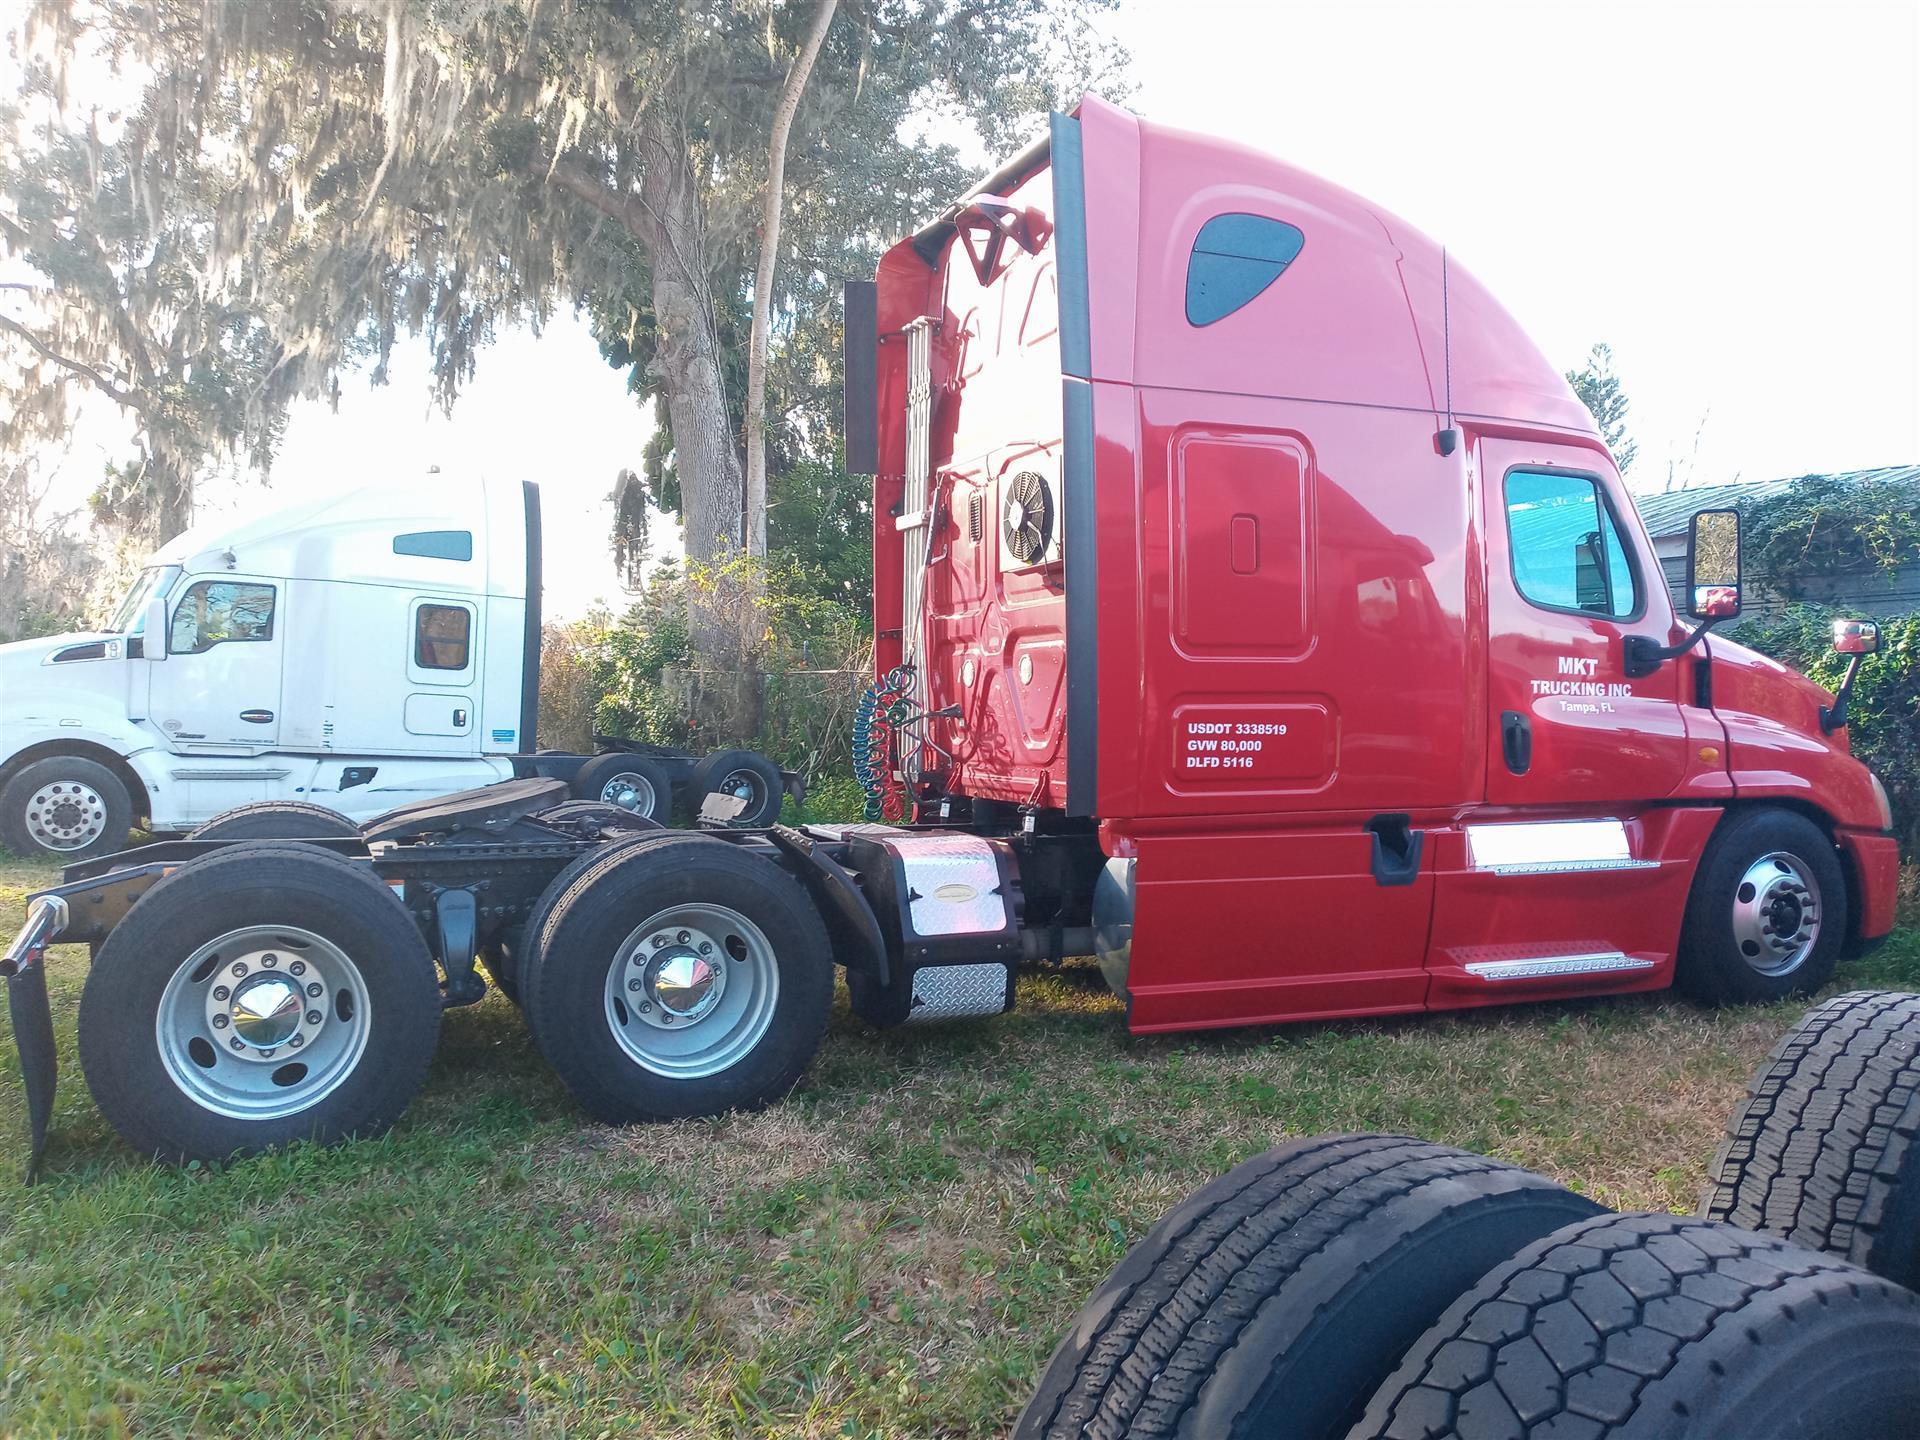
(2, 849, 1916, 1438)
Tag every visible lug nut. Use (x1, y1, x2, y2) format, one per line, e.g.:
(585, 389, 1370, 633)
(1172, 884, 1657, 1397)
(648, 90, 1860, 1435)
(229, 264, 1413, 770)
(640, 1001, 652, 1014)
(306, 1010, 323, 1025)
(229, 1037, 245, 1050)
(628, 977, 643, 992)
(212, 1014, 229, 1029)
(231, 962, 248, 977)
(652, 935, 666, 949)
(697, 942, 712, 956)
(213, 985, 230, 1001)
(306, 982, 323, 998)
(262, 953, 278, 967)
(676, 930, 689, 944)
(289, 1034, 304, 1048)
(289, 961, 306, 976)
(261, 1047, 276, 1058)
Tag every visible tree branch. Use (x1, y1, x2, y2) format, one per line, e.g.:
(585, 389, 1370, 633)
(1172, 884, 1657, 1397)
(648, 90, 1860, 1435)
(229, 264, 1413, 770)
(0, 314, 147, 411)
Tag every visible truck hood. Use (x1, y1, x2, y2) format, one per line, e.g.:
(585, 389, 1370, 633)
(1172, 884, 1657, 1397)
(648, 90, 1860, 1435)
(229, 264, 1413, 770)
(0, 631, 136, 731)
(1706, 634, 1887, 832)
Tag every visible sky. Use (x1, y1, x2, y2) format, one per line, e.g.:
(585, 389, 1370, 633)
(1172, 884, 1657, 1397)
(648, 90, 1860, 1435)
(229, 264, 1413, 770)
(21, 0, 1920, 618)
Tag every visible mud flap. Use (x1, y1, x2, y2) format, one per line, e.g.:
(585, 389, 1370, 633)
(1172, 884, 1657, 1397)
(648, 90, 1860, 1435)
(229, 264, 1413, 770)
(8, 964, 56, 1184)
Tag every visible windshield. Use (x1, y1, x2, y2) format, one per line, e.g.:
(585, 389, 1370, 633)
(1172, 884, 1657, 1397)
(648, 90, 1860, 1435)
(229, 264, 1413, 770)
(108, 566, 181, 634)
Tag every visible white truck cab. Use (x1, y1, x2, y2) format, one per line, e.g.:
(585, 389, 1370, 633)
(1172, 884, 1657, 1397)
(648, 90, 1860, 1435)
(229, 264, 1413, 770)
(0, 472, 545, 856)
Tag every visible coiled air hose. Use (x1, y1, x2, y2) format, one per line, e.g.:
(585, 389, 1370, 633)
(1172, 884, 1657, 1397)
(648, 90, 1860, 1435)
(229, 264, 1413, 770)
(853, 664, 915, 822)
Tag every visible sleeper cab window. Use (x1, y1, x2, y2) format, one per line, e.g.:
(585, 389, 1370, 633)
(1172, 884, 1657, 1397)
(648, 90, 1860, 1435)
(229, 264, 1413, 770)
(1186, 213, 1305, 326)
(169, 580, 277, 654)
(415, 603, 472, 670)
(394, 530, 474, 561)
(1503, 469, 1639, 620)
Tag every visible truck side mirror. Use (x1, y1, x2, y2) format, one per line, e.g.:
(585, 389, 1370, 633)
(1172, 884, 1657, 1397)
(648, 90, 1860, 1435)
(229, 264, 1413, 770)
(1686, 508, 1742, 620)
(142, 595, 169, 662)
(1832, 618, 1880, 655)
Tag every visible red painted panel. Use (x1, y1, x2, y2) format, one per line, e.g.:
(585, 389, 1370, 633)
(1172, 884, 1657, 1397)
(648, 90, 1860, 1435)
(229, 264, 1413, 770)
(1124, 824, 1433, 1032)
(1424, 806, 1721, 1010)
(1172, 434, 1308, 657)
(1112, 393, 1478, 818)
(1839, 829, 1901, 941)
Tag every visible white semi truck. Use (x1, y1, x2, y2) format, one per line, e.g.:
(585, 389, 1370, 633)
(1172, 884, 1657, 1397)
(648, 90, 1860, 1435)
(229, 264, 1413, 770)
(0, 472, 795, 857)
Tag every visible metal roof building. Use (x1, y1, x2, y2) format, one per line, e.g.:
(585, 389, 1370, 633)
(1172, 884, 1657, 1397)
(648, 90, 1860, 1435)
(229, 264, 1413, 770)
(1629, 464, 1920, 618)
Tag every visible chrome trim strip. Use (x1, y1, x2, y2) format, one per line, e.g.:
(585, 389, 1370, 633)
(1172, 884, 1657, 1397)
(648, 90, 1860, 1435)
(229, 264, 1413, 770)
(1464, 951, 1654, 982)
(169, 768, 291, 781)
(1481, 858, 1659, 877)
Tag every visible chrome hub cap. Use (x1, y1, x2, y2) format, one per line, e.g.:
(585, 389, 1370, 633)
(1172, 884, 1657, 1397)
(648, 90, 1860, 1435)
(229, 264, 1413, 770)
(599, 771, 657, 815)
(1732, 851, 1821, 976)
(158, 925, 371, 1118)
(604, 903, 779, 1078)
(25, 780, 107, 851)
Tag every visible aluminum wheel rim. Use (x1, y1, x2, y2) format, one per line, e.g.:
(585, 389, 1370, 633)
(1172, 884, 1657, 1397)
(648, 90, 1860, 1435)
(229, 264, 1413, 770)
(716, 768, 768, 817)
(24, 779, 108, 852)
(603, 903, 779, 1079)
(1731, 850, 1822, 977)
(156, 924, 372, 1119)
(598, 770, 658, 816)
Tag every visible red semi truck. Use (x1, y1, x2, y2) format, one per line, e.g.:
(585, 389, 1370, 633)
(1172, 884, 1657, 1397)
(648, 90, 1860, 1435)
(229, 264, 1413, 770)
(3, 96, 1899, 1169)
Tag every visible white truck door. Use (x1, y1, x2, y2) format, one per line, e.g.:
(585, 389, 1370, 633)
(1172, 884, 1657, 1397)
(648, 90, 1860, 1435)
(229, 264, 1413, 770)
(403, 596, 481, 751)
(149, 576, 285, 748)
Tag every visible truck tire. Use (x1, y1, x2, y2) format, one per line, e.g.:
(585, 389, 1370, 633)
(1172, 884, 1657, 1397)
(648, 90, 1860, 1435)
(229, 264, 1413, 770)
(573, 752, 671, 823)
(1353, 1212, 1920, 1440)
(511, 829, 707, 1027)
(1701, 990, 1920, 1288)
(524, 835, 833, 1122)
(0, 755, 134, 860)
(687, 748, 784, 827)
(77, 843, 441, 1163)
(1674, 807, 1844, 1005)
(189, 800, 361, 841)
(1015, 1135, 1604, 1440)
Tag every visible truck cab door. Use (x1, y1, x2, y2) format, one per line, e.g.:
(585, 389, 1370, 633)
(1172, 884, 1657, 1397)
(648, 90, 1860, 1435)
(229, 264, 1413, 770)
(148, 576, 285, 750)
(402, 597, 480, 753)
(1422, 437, 1715, 1007)
(1481, 445, 1690, 805)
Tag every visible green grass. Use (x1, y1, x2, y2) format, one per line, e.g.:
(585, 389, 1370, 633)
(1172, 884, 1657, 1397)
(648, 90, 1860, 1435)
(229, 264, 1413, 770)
(2, 850, 1916, 1439)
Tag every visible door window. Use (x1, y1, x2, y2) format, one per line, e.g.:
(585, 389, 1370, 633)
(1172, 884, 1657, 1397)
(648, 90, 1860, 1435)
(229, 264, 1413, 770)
(169, 580, 277, 654)
(414, 604, 472, 670)
(1503, 470, 1639, 620)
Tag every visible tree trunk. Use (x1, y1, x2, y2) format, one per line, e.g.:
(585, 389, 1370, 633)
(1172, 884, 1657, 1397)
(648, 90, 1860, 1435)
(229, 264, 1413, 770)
(153, 459, 191, 543)
(744, 0, 837, 559)
(630, 113, 746, 661)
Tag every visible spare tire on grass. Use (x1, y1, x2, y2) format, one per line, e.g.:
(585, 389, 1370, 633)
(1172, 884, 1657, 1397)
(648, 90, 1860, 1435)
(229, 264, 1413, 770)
(1353, 1211, 1920, 1439)
(1701, 988, 1920, 1288)
(1014, 1134, 1604, 1440)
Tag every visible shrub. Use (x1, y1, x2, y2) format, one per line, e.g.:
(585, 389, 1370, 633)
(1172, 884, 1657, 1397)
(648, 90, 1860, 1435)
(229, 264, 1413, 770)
(1730, 604, 1920, 853)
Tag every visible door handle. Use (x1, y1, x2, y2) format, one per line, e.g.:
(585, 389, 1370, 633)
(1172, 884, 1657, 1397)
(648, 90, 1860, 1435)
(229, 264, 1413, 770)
(1500, 710, 1532, 775)
(453, 707, 468, 727)
(239, 709, 274, 725)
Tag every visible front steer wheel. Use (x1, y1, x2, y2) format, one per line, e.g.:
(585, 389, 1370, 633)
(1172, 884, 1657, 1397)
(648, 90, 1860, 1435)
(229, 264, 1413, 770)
(0, 755, 133, 860)
(524, 836, 833, 1122)
(1675, 806, 1845, 1005)
(77, 843, 441, 1164)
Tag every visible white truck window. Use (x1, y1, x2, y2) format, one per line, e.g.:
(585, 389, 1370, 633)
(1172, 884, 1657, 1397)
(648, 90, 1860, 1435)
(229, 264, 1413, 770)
(169, 580, 277, 654)
(415, 603, 472, 669)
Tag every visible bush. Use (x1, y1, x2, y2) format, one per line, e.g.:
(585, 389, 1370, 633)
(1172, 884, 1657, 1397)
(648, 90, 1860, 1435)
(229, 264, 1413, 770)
(1730, 604, 1920, 853)
(576, 554, 870, 794)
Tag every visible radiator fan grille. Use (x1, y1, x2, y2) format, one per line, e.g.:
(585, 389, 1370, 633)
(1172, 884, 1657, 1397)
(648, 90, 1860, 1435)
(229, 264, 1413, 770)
(1001, 470, 1056, 566)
